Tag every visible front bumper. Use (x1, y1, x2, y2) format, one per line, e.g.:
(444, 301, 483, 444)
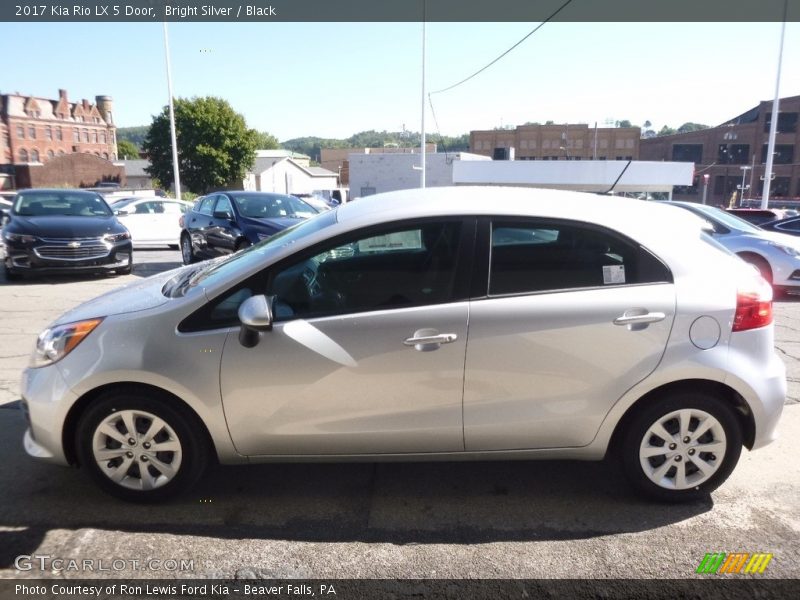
(20, 364, 78, 466)
(4, 240, 132, 275)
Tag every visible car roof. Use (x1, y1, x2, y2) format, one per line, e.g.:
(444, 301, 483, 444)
(337, 187, 704, 246)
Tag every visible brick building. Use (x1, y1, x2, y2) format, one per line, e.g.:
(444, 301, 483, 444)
(0, 89, 118, 189)
(640, 95, 800, 205)
(469, 124, 641, 161)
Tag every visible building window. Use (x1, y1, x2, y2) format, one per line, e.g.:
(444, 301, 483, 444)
(102, 152, 108, 159)
(111, 153, 116, 160)
(47, 150, 54, 160)
(764, 112, 798, 134)
(106, 111, 113, 124)
(16, 125, 24, 139)
(19, 149, 28, 162)
(73, 129, 80, 143)
(56, 127, 63, 141)
(761, 144, 794, 165)
(57, 150, 65, 156)
(92, 131, 98, 143)
(718, 144, 750, 165)
(672, 144, 703, 163)
(615, 139, 625, 149)
(30, 149, 40, 162)
(94, 152, 100, 157)
(82, 129, 89, 143)
(45, 126, 52, 141)
(100, 132, 106, 144)
(28, 126, 36, 139)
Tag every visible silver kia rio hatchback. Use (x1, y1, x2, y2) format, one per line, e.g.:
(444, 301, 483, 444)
(21, 187, 785, 502)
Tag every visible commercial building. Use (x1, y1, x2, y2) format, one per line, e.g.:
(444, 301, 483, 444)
(640, 95, 800, 205)
(321, 144, 437, 186)
(469, 124, 641, 162)
(0, 89, 119, 189)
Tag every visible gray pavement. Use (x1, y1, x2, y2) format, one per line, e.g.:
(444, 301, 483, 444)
(0, 249, 798, 580)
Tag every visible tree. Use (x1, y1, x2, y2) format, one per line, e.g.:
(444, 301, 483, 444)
(143, 96, 258, 194)
(616, 119, 633, 128)
(254, 131, 280, 150)
(117, 139, 140, 160)
(657, 125, 677, 136)
(677, 122, 710, 134)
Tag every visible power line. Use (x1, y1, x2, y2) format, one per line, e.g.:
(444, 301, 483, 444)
(429, 0, 575, 96)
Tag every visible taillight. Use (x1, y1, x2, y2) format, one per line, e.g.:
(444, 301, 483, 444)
(732, 271, 773, 332)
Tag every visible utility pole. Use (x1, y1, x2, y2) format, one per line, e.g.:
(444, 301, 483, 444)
(761, 0, 788, 209)
(163, 22, 181, 200)
(420, 16, 426, 189)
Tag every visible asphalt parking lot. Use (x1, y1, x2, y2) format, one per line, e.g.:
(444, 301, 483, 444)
(0, 249, 798, 581)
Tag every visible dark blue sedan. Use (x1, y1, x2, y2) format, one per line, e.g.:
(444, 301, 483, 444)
(179, 191, 318, 264)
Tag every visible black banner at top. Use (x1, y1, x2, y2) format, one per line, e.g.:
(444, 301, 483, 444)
(2, 0, 799, 23)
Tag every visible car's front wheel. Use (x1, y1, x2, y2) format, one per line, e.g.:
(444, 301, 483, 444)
(180, 234, 196, 265)
(620, 392, 742, 502)
(76, 390, 209, 502)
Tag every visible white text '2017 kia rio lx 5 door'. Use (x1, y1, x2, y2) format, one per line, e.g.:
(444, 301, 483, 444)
(21, 187, 785, 502)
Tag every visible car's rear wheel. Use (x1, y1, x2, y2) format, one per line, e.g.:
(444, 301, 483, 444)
(76, 390, 209, 502)
(620, 392, 742, 502)
(181, 234, 196, 265)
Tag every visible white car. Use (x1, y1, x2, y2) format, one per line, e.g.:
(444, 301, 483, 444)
(664, 202, 800, 295)
(21, 187, 784, 502)
(111, 197, 189, 248)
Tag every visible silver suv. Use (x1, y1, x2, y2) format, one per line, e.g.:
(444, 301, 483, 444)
(21, 187, 785, 502)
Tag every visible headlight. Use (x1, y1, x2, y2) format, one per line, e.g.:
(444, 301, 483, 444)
(103, 231, 131, 243)
(31, 318, 103, 368)
(768, 242, 800, 257)
(3, 231, 36, 243)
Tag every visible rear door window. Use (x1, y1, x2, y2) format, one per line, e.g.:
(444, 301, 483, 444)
(488, 220, 672, 296)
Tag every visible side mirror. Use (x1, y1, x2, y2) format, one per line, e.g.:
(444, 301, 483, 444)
(213, 210, 233, 221)
(237, 294, 275, 348)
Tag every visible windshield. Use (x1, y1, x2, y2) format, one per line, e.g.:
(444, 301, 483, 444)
(681, 203, 762, 233)
(230, 193, 318, 219)
(14, 191, 112, 217)
(163, 209, 337, 298)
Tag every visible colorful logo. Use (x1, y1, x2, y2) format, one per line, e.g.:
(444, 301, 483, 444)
(696, 552, 773, 574)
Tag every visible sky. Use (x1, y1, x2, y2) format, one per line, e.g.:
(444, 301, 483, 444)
(1, 21, 799, 141)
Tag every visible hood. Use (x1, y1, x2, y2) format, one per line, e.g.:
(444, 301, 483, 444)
(9, 215, 124, 238)
(744, 229, 800, 249)
(53, 267, 185, 326)
(240, 215, 305, 232)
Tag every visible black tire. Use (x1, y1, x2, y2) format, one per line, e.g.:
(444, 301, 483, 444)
(181, 233, 196, 265)
(235, 239, 252, 252)
(75, 389, 209, 502)
(620, 392, 742, 502)
(116, 258, 133, 276)
(4, 265, 22, 281)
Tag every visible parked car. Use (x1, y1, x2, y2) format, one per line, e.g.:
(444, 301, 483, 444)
(179, 191, 318, 265)
(2, 189, 132, 279)
(663, 201, 800, 295)
(759, 215, 800, 237)
(725, 208, 796, 225)
(21, 187, 784, 502)
(110, 196, 188, 248)
(291, 192, 335, 212)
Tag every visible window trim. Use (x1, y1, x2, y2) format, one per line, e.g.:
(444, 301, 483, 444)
(472, 216, 673, 300)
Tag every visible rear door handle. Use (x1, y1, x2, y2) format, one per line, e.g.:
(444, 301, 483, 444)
(613, 312, 666, 326)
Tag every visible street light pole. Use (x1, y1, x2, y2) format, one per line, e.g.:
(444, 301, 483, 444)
(739, 165, 751, 207)
(761, 0, 788, 209)
(163, 22, 181, 201)
(702, 174, 709, 205)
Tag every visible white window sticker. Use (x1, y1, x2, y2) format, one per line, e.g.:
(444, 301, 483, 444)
(603, 264, 626, 285)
